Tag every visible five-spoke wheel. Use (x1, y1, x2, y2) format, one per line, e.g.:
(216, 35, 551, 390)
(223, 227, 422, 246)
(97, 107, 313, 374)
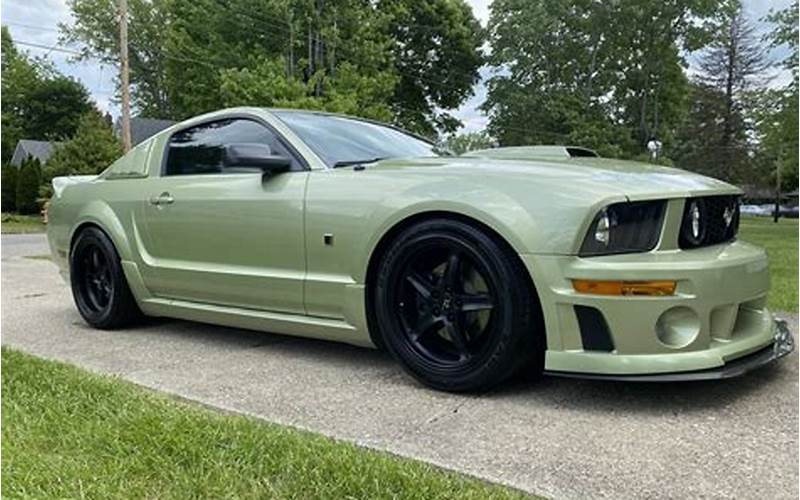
(71, 226, 142, 329)
(374, 218, 544, 392)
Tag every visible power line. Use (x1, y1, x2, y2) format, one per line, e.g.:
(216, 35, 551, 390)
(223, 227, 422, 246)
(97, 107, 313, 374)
(3, 21, 61, 33)
(13, 40, 81, 55)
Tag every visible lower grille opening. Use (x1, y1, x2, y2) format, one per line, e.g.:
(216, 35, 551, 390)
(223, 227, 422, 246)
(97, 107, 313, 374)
(574, 305, 615, 351)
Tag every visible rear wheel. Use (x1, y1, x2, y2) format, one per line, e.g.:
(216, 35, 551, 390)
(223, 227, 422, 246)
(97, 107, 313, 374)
(374, 218, 544, 392)
(70, 226, 142, 329)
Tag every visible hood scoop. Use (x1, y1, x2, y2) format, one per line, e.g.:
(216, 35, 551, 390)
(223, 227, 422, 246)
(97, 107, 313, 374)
(463, 145, 599, 160)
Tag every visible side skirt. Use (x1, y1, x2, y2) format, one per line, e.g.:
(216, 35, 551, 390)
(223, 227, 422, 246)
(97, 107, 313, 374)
(140, 297, 376, 348)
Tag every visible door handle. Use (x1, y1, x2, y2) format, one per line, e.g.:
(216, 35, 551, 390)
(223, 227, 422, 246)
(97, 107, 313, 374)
(149, 192, 174, 206)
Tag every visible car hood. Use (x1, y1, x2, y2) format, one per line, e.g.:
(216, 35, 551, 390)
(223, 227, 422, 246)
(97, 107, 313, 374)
(368, 156, 740, 200)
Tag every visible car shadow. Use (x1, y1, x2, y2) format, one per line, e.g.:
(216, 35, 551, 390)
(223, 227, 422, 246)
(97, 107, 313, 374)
(127, 316, 796, 415)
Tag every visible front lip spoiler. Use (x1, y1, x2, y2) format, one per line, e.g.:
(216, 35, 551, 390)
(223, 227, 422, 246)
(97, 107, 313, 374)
(545, 319, 795, 382)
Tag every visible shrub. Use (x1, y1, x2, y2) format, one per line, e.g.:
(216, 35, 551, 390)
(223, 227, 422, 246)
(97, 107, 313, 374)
(15, 157, 42, 214)
(1, 164, 18, 212)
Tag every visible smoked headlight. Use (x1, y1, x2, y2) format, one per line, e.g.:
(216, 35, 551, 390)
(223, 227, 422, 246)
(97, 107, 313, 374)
(579, 200, 666, 256)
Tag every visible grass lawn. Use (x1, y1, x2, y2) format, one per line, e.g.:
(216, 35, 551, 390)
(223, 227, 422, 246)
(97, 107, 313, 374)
(739, 216, 798, 313)
(1, 213, 45, 234)
(1, 349, 532, 499)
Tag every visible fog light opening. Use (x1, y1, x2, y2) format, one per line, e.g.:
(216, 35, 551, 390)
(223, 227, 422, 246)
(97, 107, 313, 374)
(656, 306, 700, 348)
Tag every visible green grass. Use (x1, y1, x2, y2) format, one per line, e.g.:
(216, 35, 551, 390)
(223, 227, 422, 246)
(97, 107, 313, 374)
(1, 212, 45, 234)
(1, 349, 533, 500)
(739, 216, 798, 312)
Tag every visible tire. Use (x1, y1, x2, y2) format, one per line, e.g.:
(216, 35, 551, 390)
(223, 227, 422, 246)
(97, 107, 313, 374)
(374, 218, 544, 392)
(70, 226, 143, 329)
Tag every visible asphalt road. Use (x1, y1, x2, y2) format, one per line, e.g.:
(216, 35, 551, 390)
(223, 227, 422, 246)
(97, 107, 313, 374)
(2, 233, 798, 499)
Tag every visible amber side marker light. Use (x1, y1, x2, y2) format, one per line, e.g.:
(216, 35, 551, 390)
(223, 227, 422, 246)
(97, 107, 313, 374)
(572, 279, 676, 296)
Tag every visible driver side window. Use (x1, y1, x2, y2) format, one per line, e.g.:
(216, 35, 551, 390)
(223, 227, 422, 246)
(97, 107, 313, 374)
(164, 118, 301, 175)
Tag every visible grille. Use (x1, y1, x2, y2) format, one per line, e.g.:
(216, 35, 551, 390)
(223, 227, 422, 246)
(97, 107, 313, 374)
(679, 195, 740, 249)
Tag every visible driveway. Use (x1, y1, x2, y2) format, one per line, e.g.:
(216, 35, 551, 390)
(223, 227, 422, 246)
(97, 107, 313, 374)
(2, 233, 798, 499)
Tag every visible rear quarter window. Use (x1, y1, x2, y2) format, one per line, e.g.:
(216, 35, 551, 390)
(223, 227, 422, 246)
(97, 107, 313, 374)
(105, 139, 154, 178)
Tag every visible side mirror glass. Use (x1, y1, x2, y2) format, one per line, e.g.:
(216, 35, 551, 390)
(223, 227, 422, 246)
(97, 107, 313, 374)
(223, 143, 292, 173)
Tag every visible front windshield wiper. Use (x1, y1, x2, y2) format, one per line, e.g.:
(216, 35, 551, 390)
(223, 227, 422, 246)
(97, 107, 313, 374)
(332, 157, 386, 168)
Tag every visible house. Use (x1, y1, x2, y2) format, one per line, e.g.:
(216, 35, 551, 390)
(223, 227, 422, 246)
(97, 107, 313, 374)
(114, 117, 175, 146)
(9, 140, 61, 167)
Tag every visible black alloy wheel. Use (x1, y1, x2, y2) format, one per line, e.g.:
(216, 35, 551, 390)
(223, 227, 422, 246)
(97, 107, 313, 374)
(70, 226, 142, 329)
(374, 218, 544, 392)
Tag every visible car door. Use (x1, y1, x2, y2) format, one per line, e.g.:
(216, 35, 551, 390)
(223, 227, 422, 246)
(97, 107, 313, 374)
(137, 117, 308, 315)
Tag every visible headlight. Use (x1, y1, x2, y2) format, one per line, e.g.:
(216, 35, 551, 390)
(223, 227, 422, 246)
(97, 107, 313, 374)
(579, 200, 666, 256)
(678, 195, 740, 249)
(680, 198, 707, 247)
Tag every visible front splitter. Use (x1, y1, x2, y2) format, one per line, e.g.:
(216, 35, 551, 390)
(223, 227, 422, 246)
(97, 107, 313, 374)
(544, 319, 795, 382)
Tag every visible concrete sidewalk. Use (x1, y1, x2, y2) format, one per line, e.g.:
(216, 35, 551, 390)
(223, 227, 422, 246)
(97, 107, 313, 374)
(2, 234, 798, 499)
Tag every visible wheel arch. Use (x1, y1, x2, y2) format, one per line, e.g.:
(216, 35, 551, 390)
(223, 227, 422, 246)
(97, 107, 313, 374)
(363, 210, 545, 349)
(68, 202, 133, 261)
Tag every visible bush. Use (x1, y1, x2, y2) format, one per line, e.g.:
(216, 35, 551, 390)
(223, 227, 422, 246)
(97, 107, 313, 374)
(1, 165, 18, 212)
(15, 157, 42, 214)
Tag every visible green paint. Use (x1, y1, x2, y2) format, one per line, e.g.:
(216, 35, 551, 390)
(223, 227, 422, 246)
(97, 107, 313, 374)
(46, 108, 782, 377)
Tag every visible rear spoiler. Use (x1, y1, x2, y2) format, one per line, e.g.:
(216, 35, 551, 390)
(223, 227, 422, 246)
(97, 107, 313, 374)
(51, 175, 96, 198)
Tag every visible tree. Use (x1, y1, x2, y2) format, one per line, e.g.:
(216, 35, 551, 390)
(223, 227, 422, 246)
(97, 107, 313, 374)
(42, 112, 123, 191)
(62, 0, 483, 136)
(378, 0, 484, 136)
(2, 26, 41, 162)
(695, 0, 771, 181)
(61, 0, 173, 118)
(671, 83, 744, 180)
(750, 1, 799, 192)
(444, 131, 494, 155)
(15, 158, 42, 215)
(1, 27, 94, 161)
(482, 0, 721, 156)
(1, 166, 18, 212)
(764, 0, 798, 76)
(19, 76, 94, 141)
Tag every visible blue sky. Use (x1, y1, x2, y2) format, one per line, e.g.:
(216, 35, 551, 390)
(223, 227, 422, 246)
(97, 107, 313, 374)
(1, 0, 793, 132)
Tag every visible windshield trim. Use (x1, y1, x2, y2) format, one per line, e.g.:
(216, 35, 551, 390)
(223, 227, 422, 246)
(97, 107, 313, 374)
(270, 109, 439, 170)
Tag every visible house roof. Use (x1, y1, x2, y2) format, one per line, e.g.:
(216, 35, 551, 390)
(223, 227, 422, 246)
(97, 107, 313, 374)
(114, 117, 176, 146)
(9, 140, 61, 167)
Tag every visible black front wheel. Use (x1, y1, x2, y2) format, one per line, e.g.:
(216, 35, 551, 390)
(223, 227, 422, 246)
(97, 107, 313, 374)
(374, 218, 544, 392)
(70, 226, 143, 329)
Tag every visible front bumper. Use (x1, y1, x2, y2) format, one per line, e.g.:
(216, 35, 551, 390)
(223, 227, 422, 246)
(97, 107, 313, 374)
(545, 319, 794, 381)
(523, 239, 783, 377)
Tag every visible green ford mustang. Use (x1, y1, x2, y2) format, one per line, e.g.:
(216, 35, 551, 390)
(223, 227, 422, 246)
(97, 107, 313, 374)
(46, 107, 794, 391)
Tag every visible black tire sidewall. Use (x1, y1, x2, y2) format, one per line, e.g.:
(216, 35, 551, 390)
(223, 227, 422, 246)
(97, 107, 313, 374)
(70, 227, 134, 329)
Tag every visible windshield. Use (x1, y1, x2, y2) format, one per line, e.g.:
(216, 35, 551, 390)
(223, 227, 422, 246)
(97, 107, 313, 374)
(273, 111, 440, 167)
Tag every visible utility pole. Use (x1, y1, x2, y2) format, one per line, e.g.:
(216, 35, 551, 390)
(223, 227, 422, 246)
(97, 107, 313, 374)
(119, 0, 132, 153)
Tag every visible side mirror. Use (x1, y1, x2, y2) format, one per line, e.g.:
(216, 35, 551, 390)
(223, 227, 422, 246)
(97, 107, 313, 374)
(223, 143, 292, 174)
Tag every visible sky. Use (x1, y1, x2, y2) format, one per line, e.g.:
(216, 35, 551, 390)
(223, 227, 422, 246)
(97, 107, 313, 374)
(1, 0, 793, 133)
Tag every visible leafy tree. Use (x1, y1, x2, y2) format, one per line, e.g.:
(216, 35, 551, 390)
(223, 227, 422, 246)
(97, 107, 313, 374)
(378, 0, 484, 136)
(444, 131, 494, 155)
(482, 0, 721, 156)
(41, 112, 123, 198)
(749, 1, 799, 192)
(62, 0, 483, 136)
(1, 166, 19, 212)
(764, 0, 798, 76)
(1, 27, 94, 160)
(694, 0, 771, 182)
(19, 76, 94, 141)
(2, 26, 41, 162)
(61, 0, 173, 118)
(15, 158, 42, 215)
(671, 83, 742, 180)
